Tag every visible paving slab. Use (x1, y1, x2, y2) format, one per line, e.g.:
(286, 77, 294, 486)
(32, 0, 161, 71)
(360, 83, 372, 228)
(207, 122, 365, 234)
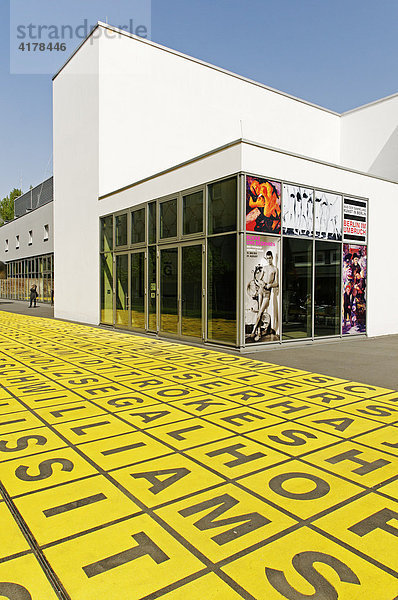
(0, 311, 396, 599)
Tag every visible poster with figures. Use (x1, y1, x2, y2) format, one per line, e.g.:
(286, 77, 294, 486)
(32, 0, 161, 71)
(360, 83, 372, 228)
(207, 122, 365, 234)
(246, 176, 281, 234)
(245, 234, 280, 343)
(282, 185, 314, 237)
(315, 191, 342, 240)
(342, 244, 367, 335)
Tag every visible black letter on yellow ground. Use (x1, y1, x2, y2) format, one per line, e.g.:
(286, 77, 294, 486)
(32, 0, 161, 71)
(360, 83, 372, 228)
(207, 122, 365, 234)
(326, 449, 390, 475)
(0, 434, 47, 452)
(0, 583, 32, 599)
(206, 443, 265, 467)
(131, 467, 190, 494)
(179, 493, 270, 545)
(15, 458, 74, 481)
(349, 507, 398, 537)
(82, 532, 169, 578)
(265, 551, 360, 599)
(268, 429, 317, 446)
(269, 473, 330, 500)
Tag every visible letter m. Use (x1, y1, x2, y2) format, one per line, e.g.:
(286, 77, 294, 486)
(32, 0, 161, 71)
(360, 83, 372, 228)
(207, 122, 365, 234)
(178, 493, 270, 545)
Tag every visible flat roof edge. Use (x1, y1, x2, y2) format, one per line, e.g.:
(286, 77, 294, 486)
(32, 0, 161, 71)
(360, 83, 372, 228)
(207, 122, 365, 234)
(53, 22, 339, 116)
(342, 91, 398, 115)
(99, 138, 398, 200)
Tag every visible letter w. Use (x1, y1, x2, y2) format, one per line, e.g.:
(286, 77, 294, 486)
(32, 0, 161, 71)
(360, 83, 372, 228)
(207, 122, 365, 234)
(178, 493, 270, 545)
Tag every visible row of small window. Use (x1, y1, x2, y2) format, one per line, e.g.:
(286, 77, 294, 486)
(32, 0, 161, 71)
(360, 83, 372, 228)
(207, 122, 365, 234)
(6, 254, 53, 277)
(101, 177, 238, 252)
(4, 225, 49, 252)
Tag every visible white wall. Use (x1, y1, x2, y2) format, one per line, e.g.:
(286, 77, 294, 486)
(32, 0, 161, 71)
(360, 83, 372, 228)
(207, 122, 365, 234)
(242, 141, 398, 337)
(0, 202, 53, 263)
(341, 95, 398, 181)
(100, 143, 242, 215)
(53, 36, 99, 324)
(98, 29, 340, 198)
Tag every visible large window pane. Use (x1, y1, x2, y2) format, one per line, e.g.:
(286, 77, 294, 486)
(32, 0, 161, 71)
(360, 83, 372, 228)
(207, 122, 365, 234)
(160, 248, 178, 333)
(115, 254, 129, 326)
(208, 177, 237, 235)
(207, 235, 236, 343)
(115, 214, 128, 247)
(183, 191, 203, 235)
(282, 238, 313, 339)
(315, 241, 341, 337)
(131, 252, 145, 329)
(182, 245, 202, 338)
(100, 253, 113, 324)
(131, 208, 145, 244)
(160, 199, 177, 239)
(148, 202, 156, 244)
(148, 246, 157, 331)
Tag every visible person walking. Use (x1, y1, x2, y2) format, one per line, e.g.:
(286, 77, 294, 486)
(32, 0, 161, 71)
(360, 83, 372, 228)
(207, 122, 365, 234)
(29, 284, 38, 308)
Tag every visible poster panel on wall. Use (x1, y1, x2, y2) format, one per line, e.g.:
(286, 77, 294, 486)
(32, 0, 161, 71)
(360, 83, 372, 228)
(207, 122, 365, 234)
(342, 244, 367, 335)
(282, 184, 314, 237)
(343, 198, 367, 243)
(246, 176, 281, 234)
(315, 191, 342, 240)
(245, 234, 280, 343)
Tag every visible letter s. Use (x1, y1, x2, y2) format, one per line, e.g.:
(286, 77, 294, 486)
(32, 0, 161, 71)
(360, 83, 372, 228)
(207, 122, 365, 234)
(0, 582, 31, 599)
(265, 551, 360, 599)
(0, 435, 47, 453)
(15, 458, 74, 481)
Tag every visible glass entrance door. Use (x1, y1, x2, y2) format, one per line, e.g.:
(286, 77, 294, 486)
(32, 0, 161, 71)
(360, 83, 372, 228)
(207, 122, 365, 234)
(181, 244, 202, 338)
(160, 247, 178, 334)
(159, 243, 203, 338)
(115, 254, 129, 327)
(131, 251, 145, 329)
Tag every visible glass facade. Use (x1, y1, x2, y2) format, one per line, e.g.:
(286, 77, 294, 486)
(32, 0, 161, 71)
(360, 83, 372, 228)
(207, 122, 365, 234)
(282, 238, 313, 340)
(100, 173, 367, 347)
(100, 178, 238, 345)
(0, 253, 54, 303)
(207, 235, 236, 343)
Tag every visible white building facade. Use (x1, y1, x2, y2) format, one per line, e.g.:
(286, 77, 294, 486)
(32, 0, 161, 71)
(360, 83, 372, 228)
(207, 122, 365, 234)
(53, 23, 398, 348)
(0, 178, 54, 302)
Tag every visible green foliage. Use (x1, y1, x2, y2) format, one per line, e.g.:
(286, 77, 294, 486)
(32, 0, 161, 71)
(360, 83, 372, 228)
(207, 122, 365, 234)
(0, 188, 21, 225)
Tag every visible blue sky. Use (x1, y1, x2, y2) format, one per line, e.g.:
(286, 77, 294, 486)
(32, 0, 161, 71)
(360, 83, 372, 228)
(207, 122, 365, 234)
(1, 0, 398, 200)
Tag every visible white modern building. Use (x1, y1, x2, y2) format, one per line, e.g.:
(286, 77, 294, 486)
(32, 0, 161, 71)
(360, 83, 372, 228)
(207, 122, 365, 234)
(52, 22, 397, 348)
(0, 177, 54, 302)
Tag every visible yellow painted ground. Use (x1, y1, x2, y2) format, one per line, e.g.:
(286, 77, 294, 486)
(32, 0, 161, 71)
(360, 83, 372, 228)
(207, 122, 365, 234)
(0, 312, 396, 599)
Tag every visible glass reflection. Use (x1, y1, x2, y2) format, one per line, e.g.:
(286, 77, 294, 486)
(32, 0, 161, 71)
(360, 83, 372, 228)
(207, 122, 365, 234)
(131, 209, 145, 244)
(131, 252, 145, 328)
(100, 216, 113, 252)
(183, 191, 203, 235)
(115, 214, 128, 247)
(148, 202, 156, 244)
(148, 246, 157, 331)
(282, 238, 313, 339)
(115, 254, 129, 326)
(182, 245, 202, 337)
(160, 248, 178, 333)
(160, 199, 177, 239)
(207, 235, 236, 343)
(101, 253, 113, 324)
(208, 178, 237, 235)
(314, 241, 341, 336)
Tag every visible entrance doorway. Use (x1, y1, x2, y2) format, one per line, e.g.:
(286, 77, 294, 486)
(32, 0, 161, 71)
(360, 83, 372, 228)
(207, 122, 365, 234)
(160, 243, 203, 339)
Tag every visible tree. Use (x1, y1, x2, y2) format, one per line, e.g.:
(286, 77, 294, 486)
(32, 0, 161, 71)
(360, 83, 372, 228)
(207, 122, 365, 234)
(0, 188, 21, 225)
